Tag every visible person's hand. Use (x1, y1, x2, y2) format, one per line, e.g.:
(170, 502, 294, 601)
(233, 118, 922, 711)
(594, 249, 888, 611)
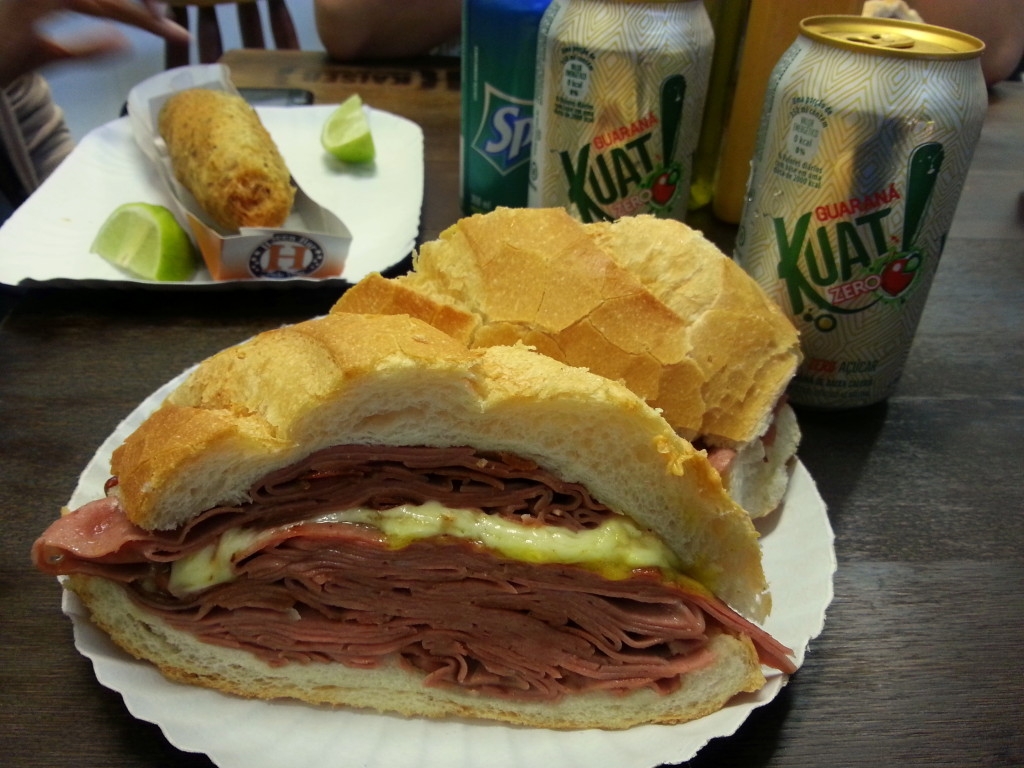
(0, 0, 190, 87)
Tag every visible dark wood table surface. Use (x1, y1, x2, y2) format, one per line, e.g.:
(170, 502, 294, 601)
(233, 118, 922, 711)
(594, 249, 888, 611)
(1, 51, 1021, 767)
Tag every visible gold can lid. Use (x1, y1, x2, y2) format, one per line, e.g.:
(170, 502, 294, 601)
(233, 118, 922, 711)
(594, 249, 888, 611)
(800, 15, 985, 60)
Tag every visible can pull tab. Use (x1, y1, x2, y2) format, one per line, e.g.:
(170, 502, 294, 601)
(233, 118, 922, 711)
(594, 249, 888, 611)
(843, 32, 917, 49)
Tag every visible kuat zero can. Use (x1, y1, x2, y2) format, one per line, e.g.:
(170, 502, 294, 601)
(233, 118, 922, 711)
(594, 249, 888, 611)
(528, 0, 714, 222)
(734, 16, 987, 409)
(461, 0, 553, 215)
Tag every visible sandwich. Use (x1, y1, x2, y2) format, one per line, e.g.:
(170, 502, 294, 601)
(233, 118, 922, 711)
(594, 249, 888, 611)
(333, 207, 803, 518)
(158, 88, 296, 230)
(33, 312, 794, 730)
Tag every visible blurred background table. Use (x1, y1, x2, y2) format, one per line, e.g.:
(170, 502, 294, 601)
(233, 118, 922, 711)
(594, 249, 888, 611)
(0, 52, 1021, 767)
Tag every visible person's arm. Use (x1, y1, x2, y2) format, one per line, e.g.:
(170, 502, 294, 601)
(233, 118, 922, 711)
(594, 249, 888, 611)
(315, 0, 461, 60)
(909, 0, 1024, 85)
(0, 0, 189, 88)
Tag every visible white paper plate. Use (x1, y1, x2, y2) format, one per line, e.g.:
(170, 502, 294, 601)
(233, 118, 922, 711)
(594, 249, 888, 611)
(61, 368, 836, 768)
(0, 105, 423, 286)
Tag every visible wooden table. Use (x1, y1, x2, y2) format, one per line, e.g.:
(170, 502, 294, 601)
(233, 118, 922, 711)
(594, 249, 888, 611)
(1, 52, 1021, 767)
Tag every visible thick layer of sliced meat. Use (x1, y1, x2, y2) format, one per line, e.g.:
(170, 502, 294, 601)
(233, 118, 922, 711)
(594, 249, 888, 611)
(35, 446, 617, 576)
(130, 531, 722, 700)
(254, 445, 616, 530)
(33, 444, 795, 702)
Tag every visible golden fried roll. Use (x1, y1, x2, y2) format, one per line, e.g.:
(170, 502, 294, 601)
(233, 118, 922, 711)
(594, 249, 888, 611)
(158, 89, 295, 230)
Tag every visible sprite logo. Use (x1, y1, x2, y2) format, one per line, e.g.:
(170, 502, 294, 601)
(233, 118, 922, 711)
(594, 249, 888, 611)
(472, 83, 534, 175)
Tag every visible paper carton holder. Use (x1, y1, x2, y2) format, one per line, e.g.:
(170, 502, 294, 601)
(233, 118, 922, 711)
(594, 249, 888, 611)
(126, 65, 351, 281)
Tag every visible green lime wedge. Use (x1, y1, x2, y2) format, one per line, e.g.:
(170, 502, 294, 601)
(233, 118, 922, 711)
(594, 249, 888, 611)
(90, 202, 199, 282)
(321, 94, 376, 164)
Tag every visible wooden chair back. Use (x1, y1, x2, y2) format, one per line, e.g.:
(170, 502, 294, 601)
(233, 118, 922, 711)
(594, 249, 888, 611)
(164, 0, 300, 69)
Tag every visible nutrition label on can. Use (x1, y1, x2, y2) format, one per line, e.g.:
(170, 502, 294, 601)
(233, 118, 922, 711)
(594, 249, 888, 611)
(774, 102, 830, 188)
(554, 46, 596, 121)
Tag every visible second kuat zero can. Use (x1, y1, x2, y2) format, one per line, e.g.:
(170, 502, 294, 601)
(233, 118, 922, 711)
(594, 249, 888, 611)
(528, 0, 714, 222)
(734, 15, 987, 409)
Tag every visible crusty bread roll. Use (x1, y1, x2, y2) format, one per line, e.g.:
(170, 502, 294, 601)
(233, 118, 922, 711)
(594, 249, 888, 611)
(584, 215, 800, 445)
(35, 313, 793, 730)
(333, 208, 802, 517)
(158, 88, 295, 230)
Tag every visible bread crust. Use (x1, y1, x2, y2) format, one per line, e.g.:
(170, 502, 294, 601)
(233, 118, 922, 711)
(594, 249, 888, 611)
(586, 215, 801, 445)
(158, 88, 295, 230)
(333, 208, 801, 448)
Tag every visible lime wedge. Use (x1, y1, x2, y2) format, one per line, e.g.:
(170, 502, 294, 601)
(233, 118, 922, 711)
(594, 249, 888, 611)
(321, 94, 375, 163)
(90, 202, 199, 282)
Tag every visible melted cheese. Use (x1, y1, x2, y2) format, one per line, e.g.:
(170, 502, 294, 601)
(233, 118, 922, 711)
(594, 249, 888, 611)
(169, 527, 265, 594)
(168, 501, 682, 595)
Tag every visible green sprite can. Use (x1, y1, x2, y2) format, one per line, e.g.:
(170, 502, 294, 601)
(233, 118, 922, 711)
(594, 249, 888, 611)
(461, 0, 553, 214)
(734, 16, 986, 409)
(528, 0, 714, 222)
